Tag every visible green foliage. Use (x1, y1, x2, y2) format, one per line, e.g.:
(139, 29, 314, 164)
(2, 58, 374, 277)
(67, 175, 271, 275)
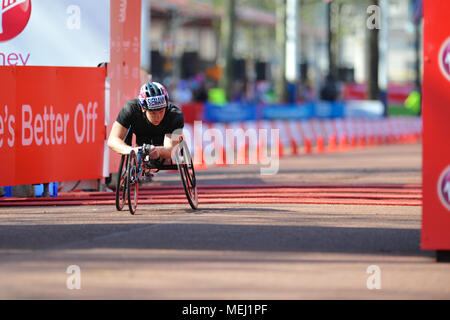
(404, 91, 421, 115)
(237, 0, 276, 11)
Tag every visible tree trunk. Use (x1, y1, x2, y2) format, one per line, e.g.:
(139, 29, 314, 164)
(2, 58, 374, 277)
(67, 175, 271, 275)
(327, 1, 338, 81)
(415, 21, 422, 91)
(219, 0, 236, 101)
(275, 0, 287, 103)
(367, 0, 380, 101)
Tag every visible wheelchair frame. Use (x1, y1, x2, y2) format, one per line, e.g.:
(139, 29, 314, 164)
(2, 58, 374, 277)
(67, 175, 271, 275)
(115, 127, 198, 214)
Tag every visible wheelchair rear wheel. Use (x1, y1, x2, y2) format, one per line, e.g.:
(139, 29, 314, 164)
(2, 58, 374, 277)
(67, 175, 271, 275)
(115, 154, 128, 211)
(176, 140, 198, 210)
(127, 150, 139, 214)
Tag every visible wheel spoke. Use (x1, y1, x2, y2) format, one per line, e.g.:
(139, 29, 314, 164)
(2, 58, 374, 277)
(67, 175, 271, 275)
(177, 140, 198, 210)
(127, 150, 139, 214)
(115, 155, 128, 211)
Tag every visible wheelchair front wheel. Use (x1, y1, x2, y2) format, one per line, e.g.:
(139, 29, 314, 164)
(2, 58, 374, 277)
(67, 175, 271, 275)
(127, 150, 139, 214)
(115, 154, 128, 211)
(176, 140, 198, 210)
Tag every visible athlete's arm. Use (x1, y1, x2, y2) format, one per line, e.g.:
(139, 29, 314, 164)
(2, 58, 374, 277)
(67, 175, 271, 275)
(107, 121, 137, 155)
(152, 133, 183, 160)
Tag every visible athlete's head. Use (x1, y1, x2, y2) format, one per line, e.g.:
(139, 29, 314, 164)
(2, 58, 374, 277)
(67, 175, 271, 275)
(138, 81, 169, 125)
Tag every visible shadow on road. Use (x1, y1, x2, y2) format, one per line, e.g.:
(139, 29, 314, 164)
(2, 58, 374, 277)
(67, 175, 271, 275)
(0, 222, 431, 258)
(195, 168, 422, 177)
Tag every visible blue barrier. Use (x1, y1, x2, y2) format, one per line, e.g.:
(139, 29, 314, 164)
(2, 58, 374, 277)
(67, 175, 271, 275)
(262, 103, 314, 120)
(344, 100, 385, 118)
(203, 100, 384, 122)
(314, 101, 346, 119)
(34, 183, 58, 197)
(1, 183, 58, 198)
(3, 186, 12, 197)
(204, 102, 257, 123)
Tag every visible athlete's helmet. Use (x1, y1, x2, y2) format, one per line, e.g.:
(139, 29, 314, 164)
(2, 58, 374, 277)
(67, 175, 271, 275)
(138, 82, 169, 110)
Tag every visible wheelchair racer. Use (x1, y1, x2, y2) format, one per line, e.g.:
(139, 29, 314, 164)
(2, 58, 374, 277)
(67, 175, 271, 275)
(107, 81, 184, 163)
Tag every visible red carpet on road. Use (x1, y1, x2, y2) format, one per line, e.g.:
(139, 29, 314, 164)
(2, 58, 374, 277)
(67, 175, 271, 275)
(0, 184, 422, 207)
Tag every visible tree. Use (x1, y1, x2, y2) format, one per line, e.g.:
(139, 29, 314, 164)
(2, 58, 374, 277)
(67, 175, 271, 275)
(367, 0, 380, 102)
(219, 0, 237, 101)
(327, 0, 339, 81)
(275, 0, 288, 102)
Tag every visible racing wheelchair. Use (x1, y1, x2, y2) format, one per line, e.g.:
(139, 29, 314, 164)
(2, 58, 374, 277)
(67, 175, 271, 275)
(115, 128, 198, 214)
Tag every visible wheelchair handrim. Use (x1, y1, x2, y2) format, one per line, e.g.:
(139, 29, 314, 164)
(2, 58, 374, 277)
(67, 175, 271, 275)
(115, 154, 128, 211)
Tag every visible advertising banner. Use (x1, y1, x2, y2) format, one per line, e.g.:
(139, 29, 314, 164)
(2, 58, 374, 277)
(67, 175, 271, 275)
(314, 101, 345, 119)
(204, 103, 257, 123)
(422, 0, 450, 250)
(262, 104, 314, 120)
(0, 0, 110, 67)
(344, 100, 384, 118)
(180, 102, 204, 124)
(204, 101, 378, 123)
(107, 0, 141, 174)
(0, 66, 105, 186)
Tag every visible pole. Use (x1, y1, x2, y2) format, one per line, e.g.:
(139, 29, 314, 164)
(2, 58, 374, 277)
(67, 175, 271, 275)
(275, 0, 287, 102)
(327, 1, 338, 81)
(220, 0, 236, 101)
(285, 0, 299, 103)
(378, 0, 389, 116)
(141, 0, 150, 72)
(367, 0, 380, 104)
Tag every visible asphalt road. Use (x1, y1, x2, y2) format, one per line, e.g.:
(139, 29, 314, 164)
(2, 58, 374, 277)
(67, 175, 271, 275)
(1, 143, 449, 299)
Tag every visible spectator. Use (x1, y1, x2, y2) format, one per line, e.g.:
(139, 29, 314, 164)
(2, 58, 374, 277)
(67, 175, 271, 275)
(405, 88, 421, 115)
(298, 80, 315, 103)
(320, 74, 339, 101)
(173, 80, 193, 104)
(194, 82, 208, 102)
(231, 81, 246, 102)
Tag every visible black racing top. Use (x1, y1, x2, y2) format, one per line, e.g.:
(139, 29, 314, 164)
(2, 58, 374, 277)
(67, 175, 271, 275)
(116, 99, 184, 146)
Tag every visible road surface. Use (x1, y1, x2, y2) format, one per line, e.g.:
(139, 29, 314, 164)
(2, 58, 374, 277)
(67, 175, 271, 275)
(1, 143, 449, 299)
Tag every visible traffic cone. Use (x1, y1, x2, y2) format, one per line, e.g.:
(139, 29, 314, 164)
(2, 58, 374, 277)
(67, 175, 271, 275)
(405, 134, 411, 143)
(376, 135, 384, 145)
(316, 136, 325, 153)
(413, 132, 421, 143)
(358, 135, 366, 147)
(388, 134, 397, 144)
(215, 144, 228, 167)
(350, 136, 358, 148)
(242, 142, 249, 164)
(327, 135, 338, 153)
(257, 140, 264, 163)
(194, 143, 207, 170)
(291, 139, 298, 156)
(339, 134, 349, 152)
(257, 135, 268, 164)
(404, 133, 413, 144)
(278, 138, 284, 158)
(304, 138, 312, 154)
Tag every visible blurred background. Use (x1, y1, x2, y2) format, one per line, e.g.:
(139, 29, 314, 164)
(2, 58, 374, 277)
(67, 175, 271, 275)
(141, 0, 423, 117)
(0, 0, 424, 196)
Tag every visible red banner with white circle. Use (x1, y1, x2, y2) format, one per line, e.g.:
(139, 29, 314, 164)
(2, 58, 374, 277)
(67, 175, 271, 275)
(0, 66, 105, 186)
(422, 0, 450, 250)
(0, 0, 32, 42)
(0, 0, 110, 67)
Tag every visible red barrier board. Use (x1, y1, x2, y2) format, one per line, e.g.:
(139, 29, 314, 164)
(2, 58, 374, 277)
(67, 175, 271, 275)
(422, 0, 450, 250)
(0, 66, 105, 186)
(107, 0, 141, 174)
(341, 83, 413, 104)
(180, 102, 205, 124)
